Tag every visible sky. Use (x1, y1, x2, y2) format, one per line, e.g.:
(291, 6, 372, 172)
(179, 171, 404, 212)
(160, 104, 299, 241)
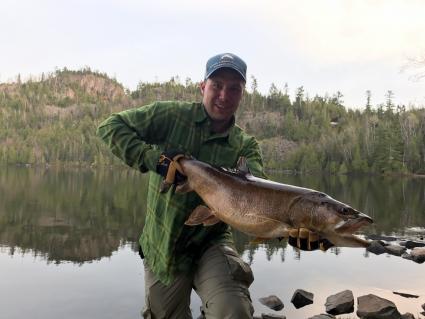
(1, 0, 425, 109)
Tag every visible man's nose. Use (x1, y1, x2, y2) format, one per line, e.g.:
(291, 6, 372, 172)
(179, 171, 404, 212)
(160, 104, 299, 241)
(218, 87, 229, 101)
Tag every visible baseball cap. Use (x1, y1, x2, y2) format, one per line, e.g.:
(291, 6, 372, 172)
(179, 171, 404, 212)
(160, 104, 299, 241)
(204, 53, 247, 81)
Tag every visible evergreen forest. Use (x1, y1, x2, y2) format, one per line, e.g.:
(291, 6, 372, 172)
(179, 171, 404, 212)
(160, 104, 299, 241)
(1, 69, 424, 175)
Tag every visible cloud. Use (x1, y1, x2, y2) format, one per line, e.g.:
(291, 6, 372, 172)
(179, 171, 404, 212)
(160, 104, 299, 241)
(261, 0, 425, 64)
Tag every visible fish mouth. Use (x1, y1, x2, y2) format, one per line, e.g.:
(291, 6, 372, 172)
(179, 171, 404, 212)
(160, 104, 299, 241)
(334, 213, 373, 233)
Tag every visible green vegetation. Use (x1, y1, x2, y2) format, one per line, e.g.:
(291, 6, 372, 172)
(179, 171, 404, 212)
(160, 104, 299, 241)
(1, 68, 424, 175)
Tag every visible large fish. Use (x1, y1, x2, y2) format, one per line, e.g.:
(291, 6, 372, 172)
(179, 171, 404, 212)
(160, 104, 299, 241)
(175, 157, 373, 248)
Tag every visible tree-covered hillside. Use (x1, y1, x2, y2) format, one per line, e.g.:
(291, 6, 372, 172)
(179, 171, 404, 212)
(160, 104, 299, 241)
(1, 69, 424, 174)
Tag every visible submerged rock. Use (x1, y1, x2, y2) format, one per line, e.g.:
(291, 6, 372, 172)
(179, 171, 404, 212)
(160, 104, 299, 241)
(357, 294, 401, 319)
(367, 234, 398, 242)
(325, 289, 354, 315)
(367, 240, 387, 255)
(258, 295, 284, 311)
(308, 314, 335, 319)
(291, 289, 314, 309)
(401, 252, 414, 261)
(385, 245, 407, 256)
(261, 313, 286, 319)
(392, 291, 419, 298)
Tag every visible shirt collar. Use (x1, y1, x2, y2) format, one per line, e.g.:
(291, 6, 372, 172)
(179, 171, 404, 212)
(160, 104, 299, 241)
(196, 103, 236, 135)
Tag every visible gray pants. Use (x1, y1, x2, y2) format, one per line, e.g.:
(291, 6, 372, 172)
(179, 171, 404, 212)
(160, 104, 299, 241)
(143, 245, 254, 319)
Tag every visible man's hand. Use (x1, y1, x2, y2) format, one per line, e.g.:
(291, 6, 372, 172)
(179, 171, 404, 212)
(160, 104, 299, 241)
(288, 228, 334, 251)
(156, 150, 187, 192)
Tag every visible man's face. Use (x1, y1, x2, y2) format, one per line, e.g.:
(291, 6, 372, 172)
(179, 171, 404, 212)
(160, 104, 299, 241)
(200, 68, 245, 124)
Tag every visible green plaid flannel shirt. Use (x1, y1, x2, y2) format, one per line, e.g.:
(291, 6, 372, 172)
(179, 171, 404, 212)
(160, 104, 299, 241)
(97, 101, 265, 285)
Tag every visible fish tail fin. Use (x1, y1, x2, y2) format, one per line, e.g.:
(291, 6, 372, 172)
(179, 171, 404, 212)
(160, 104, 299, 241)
(185, 205, 221, 226)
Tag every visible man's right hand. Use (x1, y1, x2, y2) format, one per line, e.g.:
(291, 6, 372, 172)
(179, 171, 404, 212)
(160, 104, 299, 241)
(156, 150, 187, 192)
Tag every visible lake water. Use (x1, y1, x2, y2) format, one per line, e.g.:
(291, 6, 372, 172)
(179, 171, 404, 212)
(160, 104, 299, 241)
(0, 167, 424, 319)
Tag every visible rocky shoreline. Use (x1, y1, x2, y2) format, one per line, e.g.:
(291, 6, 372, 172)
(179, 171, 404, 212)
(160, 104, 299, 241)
(252, 290, 425, 319)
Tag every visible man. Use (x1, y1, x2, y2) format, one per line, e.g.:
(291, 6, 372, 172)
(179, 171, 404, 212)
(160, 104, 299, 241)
(97, 53, 326, 318)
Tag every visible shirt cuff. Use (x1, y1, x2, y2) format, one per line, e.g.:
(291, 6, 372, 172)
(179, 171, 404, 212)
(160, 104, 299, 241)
(141, 148, 162, 172)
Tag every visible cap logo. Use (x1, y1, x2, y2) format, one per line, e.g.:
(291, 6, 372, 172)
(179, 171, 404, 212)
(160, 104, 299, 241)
(221, 54, 234, 60)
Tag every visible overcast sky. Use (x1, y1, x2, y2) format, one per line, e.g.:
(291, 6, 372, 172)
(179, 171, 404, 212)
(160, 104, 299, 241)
(1, 0, 425, 109)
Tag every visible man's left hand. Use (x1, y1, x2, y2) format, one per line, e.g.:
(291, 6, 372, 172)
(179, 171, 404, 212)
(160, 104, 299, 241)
(288, 228, 334, 251)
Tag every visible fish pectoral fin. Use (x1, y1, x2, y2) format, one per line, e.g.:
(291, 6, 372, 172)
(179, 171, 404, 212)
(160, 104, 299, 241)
(202, 215, 221, 226)
(175, 181, 193, 193)
(184, 205, 220, 226)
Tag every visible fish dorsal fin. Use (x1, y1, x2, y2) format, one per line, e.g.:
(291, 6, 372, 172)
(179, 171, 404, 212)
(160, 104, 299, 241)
(236, 156, 251, 175)
(184, 205, 221, 226)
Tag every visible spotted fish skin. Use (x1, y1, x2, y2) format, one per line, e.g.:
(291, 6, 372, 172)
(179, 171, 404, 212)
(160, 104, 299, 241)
(179, 158, 373, 248)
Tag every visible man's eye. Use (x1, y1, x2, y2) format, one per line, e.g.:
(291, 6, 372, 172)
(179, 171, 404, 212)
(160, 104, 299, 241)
(212, 82, 221, 89)
(230, 87, 242, 93)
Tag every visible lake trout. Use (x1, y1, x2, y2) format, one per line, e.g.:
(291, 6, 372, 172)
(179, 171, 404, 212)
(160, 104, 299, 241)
(175, 157, 373, 248)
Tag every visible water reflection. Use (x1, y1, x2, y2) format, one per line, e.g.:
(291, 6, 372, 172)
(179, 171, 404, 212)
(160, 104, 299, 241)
(0, 167, 147, 263)
(1, 167, 424, 318)
(1, 167, 424, 263)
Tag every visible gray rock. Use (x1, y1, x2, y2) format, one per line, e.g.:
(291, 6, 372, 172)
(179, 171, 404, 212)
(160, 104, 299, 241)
(357, 294, 401, 319)
(259, 295, 284, 311)
(261, 313, 286, 319)
(400, 313, 415, 319)
(421, 311, 425, 316)
(291, 289, 314, 309)
(385, 245, 407, 256)
(410, 247, 425, 263)
(404, 240, 425, 249)
(325, 289, 354, 315)
(367, 240, 387, 255)
(308, 314, 336, 319)
(422, 302, 425, 311)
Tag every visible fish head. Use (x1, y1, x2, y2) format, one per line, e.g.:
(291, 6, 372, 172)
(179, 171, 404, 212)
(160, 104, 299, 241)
(298, 192, 373, 234)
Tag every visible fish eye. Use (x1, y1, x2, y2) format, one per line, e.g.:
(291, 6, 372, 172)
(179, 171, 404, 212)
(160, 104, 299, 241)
(340, 207, 350, 214)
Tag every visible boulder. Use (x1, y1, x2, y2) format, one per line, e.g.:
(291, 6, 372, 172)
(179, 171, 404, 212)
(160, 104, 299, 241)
(258, 295, 284, 311)
(308, 314, 336, 319)
(404, 240, 425, 249)
(400, 313, 415, 319)
(410, 247, 425, 263)
(357, 294, 401, 319)
(325, 289, 354, 315)
(367, 240, 387, 255)
(291, 289, 314, 309)
(385, 245, 407, 256)
(422, 303, 425, 311)
(261, 314, 286, 319)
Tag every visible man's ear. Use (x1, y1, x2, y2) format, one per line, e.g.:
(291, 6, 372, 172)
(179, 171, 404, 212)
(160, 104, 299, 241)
(199, 81, 206, 95)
